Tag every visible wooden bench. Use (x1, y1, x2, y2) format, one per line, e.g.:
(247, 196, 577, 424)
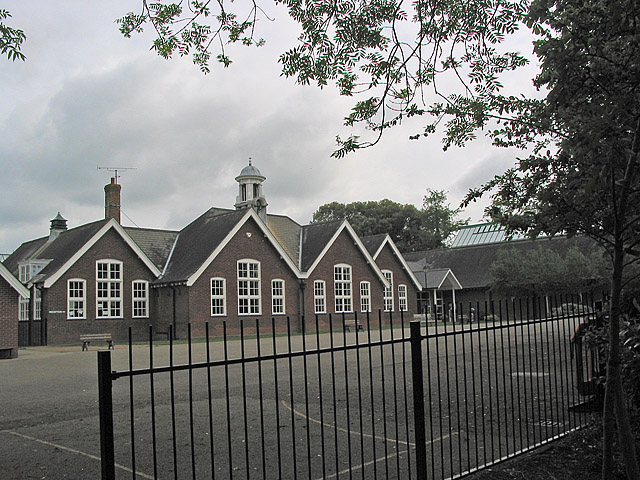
(80, 334, 114, 351)
(344, 320, 364, 332)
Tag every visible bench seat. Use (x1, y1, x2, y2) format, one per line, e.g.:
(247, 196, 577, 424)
(80, 334, 114, 351)
(343, 320, 364, 332)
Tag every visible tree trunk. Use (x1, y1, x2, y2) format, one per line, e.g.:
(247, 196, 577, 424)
(602, 238, 639, 479)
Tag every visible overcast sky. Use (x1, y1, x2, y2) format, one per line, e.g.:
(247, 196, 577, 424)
(1, 1, 539, 254)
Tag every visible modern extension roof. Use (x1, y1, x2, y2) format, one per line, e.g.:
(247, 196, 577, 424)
(450, 223, 533, 248)
(405, 235, 600, 290)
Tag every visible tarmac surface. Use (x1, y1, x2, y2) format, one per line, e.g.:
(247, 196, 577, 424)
(1, 320, 584, 479)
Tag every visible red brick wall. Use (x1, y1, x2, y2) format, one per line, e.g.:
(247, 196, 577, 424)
(183, 217, 301, 338)
(304, 230, 387, 329)
(43, 228, 156, 345)
(374, 243, 418, 315)
(0, 278, 19, 357)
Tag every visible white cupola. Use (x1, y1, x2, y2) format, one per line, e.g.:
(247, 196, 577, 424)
(234, 159, 268, 222)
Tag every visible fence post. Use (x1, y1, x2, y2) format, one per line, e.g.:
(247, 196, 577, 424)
(410, 320, 428, 479)
(98, 350, 115, 479)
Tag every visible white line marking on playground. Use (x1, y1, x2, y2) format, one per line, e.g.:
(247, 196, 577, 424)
(280, 400, 455, 480)
(1, 430, 153, 479)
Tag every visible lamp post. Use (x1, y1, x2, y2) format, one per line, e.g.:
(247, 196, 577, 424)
(422, 264, 428, 319)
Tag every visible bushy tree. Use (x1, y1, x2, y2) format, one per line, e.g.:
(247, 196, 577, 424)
(311, 190, 467, 251)
(467, 1, 640, 476)
(490, 245, 606, 296)
(419, 189, 469, 249)
(312, 199, 423, 251)
(117, 0, 529, 155)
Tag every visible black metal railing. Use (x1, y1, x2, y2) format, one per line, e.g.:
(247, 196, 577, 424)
(98, 294, 600, 479)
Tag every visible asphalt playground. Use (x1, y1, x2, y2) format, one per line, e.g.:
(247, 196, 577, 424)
(0, 321, 587, 479)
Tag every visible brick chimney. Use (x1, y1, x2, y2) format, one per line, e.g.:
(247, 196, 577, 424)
(104, 177, 121, 223)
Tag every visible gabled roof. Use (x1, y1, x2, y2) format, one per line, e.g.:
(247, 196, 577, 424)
(157, 208, 301, 287)
(4, 220, 108, 281)
(124, 227, 178, 271)
(361, 234, 423, 290)
(0, 262, 30, 298)
(412, 267, 462, 290)
(360, 234, 387, 257)
(206, 207, 302, 266)
(4, 219, 162, 288)
(299, 220, 344, 272)
(3, 236, 49, 276)
(301, 220, 389, 285)
(266, 214, 301, 265)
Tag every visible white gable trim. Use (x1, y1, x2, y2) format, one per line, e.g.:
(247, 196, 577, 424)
(0, 262, 30, 298)
(186, 209, 301, 287)
(43, 219, 161, 288)
(430, 269, 463, 290)
(373, 235, 423, 291)
(302, 220, 389, 287)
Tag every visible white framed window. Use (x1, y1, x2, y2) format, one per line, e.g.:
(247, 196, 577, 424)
(34, 289, 41, 320)
(132, 280, 149, 318)
(210, 278, 227, 316)
(360, 281, 371, 313)
(19, 264, 30, 283)
(18, 291, 41, 321)
(271, 279, 285, 315)
(18, 261, 47, 283)
(19, 297, 29, 322)
(314, 280, 326, 313)
(96, 260, 122, 318)
(383, 270, 394, 312)
(68, 279, 86, 319)
(398, 284, 408, 312)
(238, 259, 261, 315)
(334, 264, 353, 313)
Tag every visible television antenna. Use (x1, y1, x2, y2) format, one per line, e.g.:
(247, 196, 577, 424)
(97, 166, 137, 183)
